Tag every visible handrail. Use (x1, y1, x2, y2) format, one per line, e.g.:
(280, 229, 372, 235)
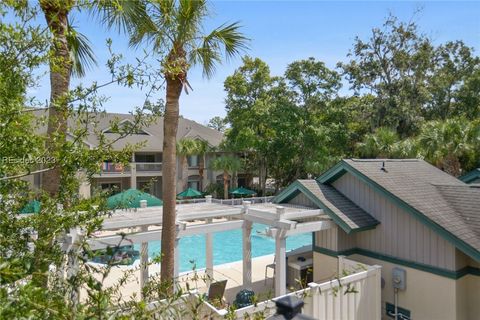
(135, 162, 162, 171)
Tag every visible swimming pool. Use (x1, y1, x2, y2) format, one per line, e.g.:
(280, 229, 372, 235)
(136, 223, 312, 272)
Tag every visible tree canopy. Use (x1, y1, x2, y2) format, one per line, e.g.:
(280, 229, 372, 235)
(223, 15, 480, 191)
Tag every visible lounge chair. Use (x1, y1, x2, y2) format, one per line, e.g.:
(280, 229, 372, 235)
(206, 280, 227, 302)
(264, 256, 275, 284)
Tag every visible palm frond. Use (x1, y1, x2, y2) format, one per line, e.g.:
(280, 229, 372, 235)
(210, 22, 249, 60)
(90, 0, 150, 35)
(66, 22, 97, 78)
(190, 22, 248, 78)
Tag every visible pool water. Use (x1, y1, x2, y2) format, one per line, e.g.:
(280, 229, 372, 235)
(136, 223, 312, 272)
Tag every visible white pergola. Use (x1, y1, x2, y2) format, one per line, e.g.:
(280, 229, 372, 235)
(86, 196, 333, 296)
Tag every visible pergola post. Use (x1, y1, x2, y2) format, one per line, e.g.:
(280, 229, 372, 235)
(274, 235, 287, 297)
(139, 200, 149, 295)
(173, 220, 185, 290)
(139, 225, 149, 292)
(242, 201, 252, 289)
(205, 218, 213, 284)
(66, 227, 83, 307)
(275, 206, 287, 296)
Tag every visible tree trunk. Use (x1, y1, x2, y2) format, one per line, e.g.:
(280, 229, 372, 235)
(198, 153, 205, 191)
(259, 157, 267, 196)
(40, 1, 73, 198)
(223, 170, 228, 199)
(34, 1, 72, 288)
(442, 154, 461, 177)
(179, 155, 187, 190)
(160, 75, 183, 292)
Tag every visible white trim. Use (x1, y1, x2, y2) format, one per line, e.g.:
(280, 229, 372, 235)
(88, 220, 244, 250)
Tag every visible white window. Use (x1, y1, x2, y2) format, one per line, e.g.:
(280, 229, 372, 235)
(188, 180, 199, 191)
(188, 155, 199, 167)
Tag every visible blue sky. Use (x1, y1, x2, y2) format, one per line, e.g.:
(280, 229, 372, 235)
(32, 1, 480, 125)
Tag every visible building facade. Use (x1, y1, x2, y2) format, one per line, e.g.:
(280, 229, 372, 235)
(275, 159, 480, 320)
(29, 111, 249, 199)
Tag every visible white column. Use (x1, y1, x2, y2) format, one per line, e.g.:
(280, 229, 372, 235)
(205, 218, 213, 284)
(274, 235, 287, 297)
(205, 195, 212, 203)
(140, 226, 149, 292)
(242, 201, 252, 289)
(66, 227, 84, 306)
(130, 155, 137, 189)
(139, 200, 149, 294)
(174, 236, 180, 280)
(173, 218, 184, 288)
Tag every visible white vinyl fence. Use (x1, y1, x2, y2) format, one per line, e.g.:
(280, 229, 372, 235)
(202, 257, 382, 320)
(212, 196, 275, 206)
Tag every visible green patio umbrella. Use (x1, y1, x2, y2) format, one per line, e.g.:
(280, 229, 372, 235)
(106, 188, 163, 209)
(229, 186, 256, 196)
(177, 187, 203, 198)
(20, 200, 41, 214)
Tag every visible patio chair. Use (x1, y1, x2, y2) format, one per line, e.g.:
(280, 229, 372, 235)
(264, 256, 275, 284)
(206, 280, 228, 302)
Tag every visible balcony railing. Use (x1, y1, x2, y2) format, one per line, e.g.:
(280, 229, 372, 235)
(100, 163, 130, 174)
(99, 162, 162, 174)
(136, 162, 162, 172)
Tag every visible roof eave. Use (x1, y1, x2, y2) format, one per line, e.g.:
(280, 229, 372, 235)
(319, 160, 480, 262)
(274, 180, 377, 234)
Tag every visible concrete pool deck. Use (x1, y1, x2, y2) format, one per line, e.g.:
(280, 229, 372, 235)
(90, 254, 276, 303)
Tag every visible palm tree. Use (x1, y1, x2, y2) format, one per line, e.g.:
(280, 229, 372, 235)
(39, 0, 75, 197)
(417, 118, 477, 176)
(356, 127, 400, 158)
(196, 139, 209, 190)
(129, 0, 247, 286)
(176, 138, 200, 189)
(39, 0, 148, 197)
(34, 0, 147, 287)
(210, 156, 242, 200)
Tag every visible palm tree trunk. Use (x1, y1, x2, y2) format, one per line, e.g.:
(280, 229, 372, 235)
(198, 153, 205, 191)
(40, 1, 73, 197)
(160, 75, 183, 292)
(179, 155, 187, 189)
(223, 170, 228, 199)
(442, 154, 461, 177)
(33, 1, 72, 288)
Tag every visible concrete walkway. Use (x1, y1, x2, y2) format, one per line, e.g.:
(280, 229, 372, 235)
(90, 254, 276, 303)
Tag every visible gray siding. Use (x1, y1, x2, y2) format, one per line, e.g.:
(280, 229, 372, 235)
(288, 192, 317, 207)
(328, 172, 457, 271)
(315, 226, 338, 251)
(315, 226, 355, 252)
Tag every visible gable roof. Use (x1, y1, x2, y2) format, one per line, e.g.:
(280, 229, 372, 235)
(319, 159, 480, 262)
(274, 180, 379, 233)
(459, 168, 480, 184)
(32, 110, 223, 151)
(102, 119, 152, 136)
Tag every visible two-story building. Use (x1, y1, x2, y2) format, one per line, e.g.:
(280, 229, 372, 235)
(275, 159, 480, 320)
(29, 111, 246, 199)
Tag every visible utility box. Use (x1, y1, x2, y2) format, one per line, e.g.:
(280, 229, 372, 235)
(392, 267, 406, 290)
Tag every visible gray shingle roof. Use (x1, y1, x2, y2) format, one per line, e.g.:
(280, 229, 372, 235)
(33, 110, 223, 151)
(436, 184, 480, 239)
(296, 180, 378, 231)
(341, 159, 480, 254)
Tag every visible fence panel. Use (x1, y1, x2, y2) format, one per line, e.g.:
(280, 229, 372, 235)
(202, 264, 381, 319)
(311, 265, 382, 320)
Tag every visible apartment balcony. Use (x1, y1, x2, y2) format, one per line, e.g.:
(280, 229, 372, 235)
(135, 162, 162, 176)
(93, 162, 162, 178)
